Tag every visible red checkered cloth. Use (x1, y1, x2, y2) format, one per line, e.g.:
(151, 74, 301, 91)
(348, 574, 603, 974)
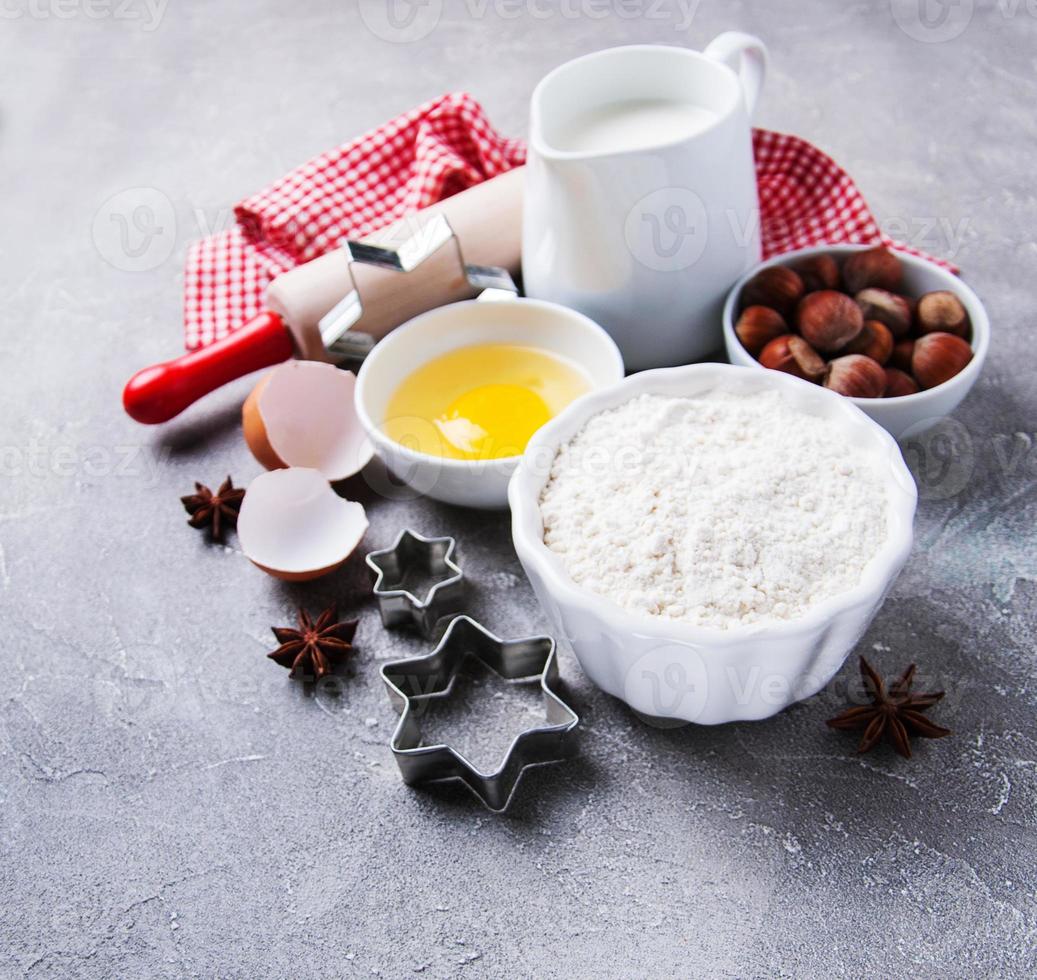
(184, 92, 954, 350)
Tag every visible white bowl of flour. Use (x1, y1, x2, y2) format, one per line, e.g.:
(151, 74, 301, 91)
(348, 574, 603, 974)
(509, 363, 917, 725)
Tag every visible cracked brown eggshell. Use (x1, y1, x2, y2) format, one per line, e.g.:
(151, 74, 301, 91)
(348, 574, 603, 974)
(237, 468, 368, 581)
(243, 361, 374, 482)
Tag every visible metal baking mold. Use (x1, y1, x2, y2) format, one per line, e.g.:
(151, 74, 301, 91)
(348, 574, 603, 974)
(318, 213, 517, 360)
(380, 615, 579, 812)
(365, 529, 465, 638)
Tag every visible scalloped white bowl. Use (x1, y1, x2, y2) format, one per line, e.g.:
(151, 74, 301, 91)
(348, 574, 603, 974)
(509, 363, 917, 725)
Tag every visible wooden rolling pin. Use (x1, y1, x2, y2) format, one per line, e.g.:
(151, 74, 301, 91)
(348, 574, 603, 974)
(122, 168, 524, 424)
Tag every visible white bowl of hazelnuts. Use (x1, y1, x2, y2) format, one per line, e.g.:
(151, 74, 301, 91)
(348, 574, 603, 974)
(722, 244, 989, 440)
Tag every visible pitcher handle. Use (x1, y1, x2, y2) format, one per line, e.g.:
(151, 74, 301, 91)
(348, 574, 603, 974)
(704, 32, 768, 119)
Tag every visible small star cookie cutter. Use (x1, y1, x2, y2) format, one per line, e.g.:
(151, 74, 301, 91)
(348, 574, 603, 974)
(365, 529, 465, 638)
(380, 616, 580, 812)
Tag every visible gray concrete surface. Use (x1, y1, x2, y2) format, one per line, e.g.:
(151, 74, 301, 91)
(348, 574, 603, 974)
(2, 1, 1036, 976)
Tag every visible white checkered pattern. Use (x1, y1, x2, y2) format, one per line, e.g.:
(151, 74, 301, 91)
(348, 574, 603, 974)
(183, 96, 955, 350)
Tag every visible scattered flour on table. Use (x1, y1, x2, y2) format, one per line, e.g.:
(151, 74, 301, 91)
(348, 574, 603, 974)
(539, 390, 889, 629)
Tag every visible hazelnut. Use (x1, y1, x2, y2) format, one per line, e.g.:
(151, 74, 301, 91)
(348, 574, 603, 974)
(854, 288, 912, 338)
(840, 320, 894, 365)
(916, 290, 970, 338)
(786, 336, 827, 381)
(793, 254, 840, 292)
(796, 290, 864, 352)
(824, 354, 887, 399)
(741, 266, 805, 317)
(912, 332, 973, 389)
(735, 306, 788, 355)
(842, 246, 903, 294)
(890, 339, 915, 373)
(883, 367, 920, 398)
(758, 334, 826, 383)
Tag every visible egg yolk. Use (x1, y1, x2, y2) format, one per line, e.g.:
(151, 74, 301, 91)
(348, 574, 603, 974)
(435, 383, 552, 458)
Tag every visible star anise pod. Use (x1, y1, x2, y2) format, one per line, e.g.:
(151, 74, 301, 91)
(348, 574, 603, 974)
(826, 656, 951, 758)
(268, 606, 359, 682)
(180, 476, 245, 543)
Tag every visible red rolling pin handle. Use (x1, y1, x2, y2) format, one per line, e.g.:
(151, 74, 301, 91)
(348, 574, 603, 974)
(122, 312, 294, 424)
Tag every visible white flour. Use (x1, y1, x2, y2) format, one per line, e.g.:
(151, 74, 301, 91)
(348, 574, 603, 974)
(539, 390, 889, 629)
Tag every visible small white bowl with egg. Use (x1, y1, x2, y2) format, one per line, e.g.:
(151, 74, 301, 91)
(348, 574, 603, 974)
(509, 363, 917, 725)
(355, 296, 624, 509)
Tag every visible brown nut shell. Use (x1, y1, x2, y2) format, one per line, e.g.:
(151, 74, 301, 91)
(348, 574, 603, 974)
(855, 288, 912, 338)
(741, 266, 805, 317)
(842, 246, 903, 294)
(916, 290, 971, 339)
(840, 320, 894, 365)
(793, 254, 840, 292)
(735, 306, 789, 355)
(889, 339, 915, 373)
(883, 367, 920, 398)
(824, 354, 887, 399)
(797, 290, 864, 352)
(912, 331, 973, 389)
(758, 334, 826, 383)
(786, 336, 827, 381)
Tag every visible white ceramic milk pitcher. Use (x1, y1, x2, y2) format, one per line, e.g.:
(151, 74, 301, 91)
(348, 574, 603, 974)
(522, 33, 768, 370)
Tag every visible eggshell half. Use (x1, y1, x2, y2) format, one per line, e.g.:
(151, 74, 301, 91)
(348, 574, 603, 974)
(237, 468, 368, 581)
(242, 373, 285, 470)
(242, 361, 374, 482)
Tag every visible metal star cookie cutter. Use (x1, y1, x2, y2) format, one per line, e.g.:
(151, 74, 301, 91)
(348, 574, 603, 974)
(318, 213, 517, 360)
(380, 616, 579, 812)
(365, 529, 465, 638)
